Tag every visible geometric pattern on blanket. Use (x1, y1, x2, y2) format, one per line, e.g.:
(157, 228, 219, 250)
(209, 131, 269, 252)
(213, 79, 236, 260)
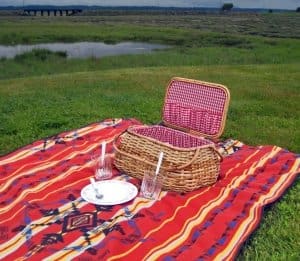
(0, 118, 299, 260)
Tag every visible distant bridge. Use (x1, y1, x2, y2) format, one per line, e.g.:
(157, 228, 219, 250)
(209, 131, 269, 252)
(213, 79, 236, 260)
(23, 8, 82, 16)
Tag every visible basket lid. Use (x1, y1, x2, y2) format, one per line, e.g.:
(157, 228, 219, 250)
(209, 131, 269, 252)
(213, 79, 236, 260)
(162, 77, 230, 139)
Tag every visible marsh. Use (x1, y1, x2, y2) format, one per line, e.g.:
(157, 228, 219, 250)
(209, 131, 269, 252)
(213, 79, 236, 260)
(0, 41, 169, 59)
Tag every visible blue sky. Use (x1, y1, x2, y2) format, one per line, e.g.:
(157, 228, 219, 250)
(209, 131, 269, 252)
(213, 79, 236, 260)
(0, 0, 299, 10)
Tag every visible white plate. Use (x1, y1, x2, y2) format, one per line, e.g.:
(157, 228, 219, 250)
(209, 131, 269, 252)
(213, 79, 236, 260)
(81, 180, 138, 205)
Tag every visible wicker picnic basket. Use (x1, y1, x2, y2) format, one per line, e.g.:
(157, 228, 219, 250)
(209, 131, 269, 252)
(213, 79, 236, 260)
(114, 77, 230, 193)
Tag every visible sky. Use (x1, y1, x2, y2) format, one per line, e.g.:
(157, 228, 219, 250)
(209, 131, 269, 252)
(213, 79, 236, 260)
(0, 0, 299, 10)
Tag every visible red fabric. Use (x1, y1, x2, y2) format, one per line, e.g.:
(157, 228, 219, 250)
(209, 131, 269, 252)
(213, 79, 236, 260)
(163, 79, 228, 136)
(0, 118, 299, 261)
(132, 125, 212, 148)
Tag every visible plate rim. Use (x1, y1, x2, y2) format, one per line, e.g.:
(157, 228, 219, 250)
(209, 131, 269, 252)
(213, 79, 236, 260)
(81, 179, 138, 205)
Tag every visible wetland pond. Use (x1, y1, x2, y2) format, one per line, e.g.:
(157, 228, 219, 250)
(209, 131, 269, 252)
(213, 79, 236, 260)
(0, 41, 169, 59)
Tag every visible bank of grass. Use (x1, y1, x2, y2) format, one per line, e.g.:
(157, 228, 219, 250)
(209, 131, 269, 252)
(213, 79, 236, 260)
(0, 14, 299, 260)
(0, 17, 299, 80)
(0, 37, 299, 80)
(1, 11, 299, 39)
(1, 62, 299, 152)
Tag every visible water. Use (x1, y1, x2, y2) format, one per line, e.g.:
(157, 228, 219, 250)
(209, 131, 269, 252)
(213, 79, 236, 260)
(0, 41, 169, 59)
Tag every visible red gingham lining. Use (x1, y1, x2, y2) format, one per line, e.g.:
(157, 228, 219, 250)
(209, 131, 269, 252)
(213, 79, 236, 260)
(132, 126, 212, 148)
(163, 80, 227, 135)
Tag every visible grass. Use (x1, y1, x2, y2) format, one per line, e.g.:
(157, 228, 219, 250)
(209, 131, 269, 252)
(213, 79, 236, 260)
(0, 12, 299, 260)
(1, 36, 299, 80)
(1, 11, 299, 39)
(1, 64, 299, 153)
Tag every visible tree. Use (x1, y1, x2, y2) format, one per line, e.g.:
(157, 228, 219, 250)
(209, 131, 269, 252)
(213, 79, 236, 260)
(222, 3, 234, 11)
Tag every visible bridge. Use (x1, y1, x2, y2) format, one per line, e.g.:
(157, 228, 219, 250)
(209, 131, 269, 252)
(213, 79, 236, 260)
(23, 7, 83, 16)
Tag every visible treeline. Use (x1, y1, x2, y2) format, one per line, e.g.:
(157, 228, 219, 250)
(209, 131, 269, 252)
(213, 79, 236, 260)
(0, 5, 298, 12)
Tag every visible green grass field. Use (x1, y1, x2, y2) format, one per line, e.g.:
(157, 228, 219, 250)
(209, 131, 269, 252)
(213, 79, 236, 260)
(0, 12, 299, 260)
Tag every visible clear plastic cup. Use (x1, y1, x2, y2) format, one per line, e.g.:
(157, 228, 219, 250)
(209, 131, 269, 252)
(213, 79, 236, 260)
(92, 155, 113, 180)
(140, 170, 163, 200)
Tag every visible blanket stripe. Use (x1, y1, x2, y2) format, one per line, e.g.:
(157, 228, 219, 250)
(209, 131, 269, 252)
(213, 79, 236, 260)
(0, 118, 299, 261)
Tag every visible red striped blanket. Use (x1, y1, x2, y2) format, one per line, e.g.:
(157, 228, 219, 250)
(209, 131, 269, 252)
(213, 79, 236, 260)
(0, 118, 299, 260)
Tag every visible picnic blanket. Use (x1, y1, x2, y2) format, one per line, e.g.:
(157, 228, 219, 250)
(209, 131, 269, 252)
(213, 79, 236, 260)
(0, 118, 299, 260)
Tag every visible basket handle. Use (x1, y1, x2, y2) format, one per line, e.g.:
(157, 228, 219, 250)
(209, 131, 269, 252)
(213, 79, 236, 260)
(166, 148, 200, 171)
(114, 140, 222, 171)
(166, 146, 223, 170)
(214, 147, 223, 162)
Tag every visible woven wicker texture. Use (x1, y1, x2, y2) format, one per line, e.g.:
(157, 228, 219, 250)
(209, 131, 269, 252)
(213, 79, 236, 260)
(162, 77, 230, 139)
(134, 126, 212, 148)
(114, 126, 221, 193)
(114, 77, 229, 192)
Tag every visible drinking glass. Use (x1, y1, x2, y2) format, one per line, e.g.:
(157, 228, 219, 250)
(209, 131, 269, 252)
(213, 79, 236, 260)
(92, 155, 113, 180)
(140, 170, 163, 200)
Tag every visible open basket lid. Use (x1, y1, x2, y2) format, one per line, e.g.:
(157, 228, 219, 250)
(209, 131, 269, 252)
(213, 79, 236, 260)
(162, 77, 230, 139)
